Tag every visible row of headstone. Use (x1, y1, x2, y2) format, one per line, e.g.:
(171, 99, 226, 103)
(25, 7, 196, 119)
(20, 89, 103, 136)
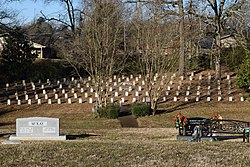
(7, 94, 245, 106)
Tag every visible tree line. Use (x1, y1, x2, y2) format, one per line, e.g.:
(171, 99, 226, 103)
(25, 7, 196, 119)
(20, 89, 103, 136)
(0, 0, 249, 113)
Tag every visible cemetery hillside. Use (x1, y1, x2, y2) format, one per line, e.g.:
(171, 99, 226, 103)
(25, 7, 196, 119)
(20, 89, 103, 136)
(0, 0, 250, 166)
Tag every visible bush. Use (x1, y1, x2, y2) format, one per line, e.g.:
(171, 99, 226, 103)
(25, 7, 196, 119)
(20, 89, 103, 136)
(237, 52, 250, 92)
(131, 103, 150, 117)
(98, 104, 120, 119)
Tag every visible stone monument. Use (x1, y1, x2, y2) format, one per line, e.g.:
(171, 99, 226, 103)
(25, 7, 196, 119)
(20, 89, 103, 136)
(9, 117, 66, 140)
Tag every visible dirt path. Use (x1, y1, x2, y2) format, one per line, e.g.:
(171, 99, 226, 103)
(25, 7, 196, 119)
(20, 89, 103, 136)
(118, 105, 138, 128)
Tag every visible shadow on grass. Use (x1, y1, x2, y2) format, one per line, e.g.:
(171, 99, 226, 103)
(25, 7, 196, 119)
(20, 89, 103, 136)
(0, 122, 15, 127)
(0, 133, 13, 138)
(66, 134, 99, 140)
(156, 95, 208, 115)
(215, 135, 244, 141)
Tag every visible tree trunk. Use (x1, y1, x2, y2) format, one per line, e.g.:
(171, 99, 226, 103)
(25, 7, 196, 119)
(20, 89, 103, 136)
(215, 20, 222, 81)
(178, 0, 185, 76)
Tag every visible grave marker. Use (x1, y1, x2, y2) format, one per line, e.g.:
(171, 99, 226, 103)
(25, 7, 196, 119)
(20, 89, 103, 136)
(9, 117, 66, 140)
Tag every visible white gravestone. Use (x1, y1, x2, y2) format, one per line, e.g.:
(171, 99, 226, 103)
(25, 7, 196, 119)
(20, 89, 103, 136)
(9, 117, 66, 140)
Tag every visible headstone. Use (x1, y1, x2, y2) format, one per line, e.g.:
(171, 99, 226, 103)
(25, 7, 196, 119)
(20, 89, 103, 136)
(141, 80, 145, 85)
(85, 93, 88, 98)
(115, 92, 119, 97)
(167, 86, 171, 91)
(138, 86, 142, 91)
(48, 99, 52, 104)
(43, 89, 46, 94)
(35, 94, 39, 100)
(62, 89, 65, 94)
(74, 93, 77, 98)
(173, 97, 178, 102)
(81, 88, 84, 93)
(207, 97, 211, 102)
(196, 97, 199, 102)
(110, 98, 114, 103)
(7, 99, 11, 105)
(135, 91, 139, 97)
(89, 98, 93, 103)
(129, 86, 132, 91)
(119, 87, 122, 91)
(185, 97, 188, 102)
(37, 99, 41, 105)
(17, 100, 21, 105)
(28, 99, 32, 105)
(121, 97, 125, 103)
(45, 94, 48, 100)
(145, 91, 149, 96)
(218, 96, 222, 101)
(163, 97, 167, 102)
(55, 94, 58, 99)
(131, 98, 136, 103)
(68, 98, 71, 104)
(79, 98, 83, 104)
(57, 99, 61, 104)
(196, 91, 200, 96)
(240, 97, 244, 102)
(9, 117, 66, 140)
(125, 91, 129, 96)
(71, 88, 75, 93)
(25, 95, 29, 101)
(65, 93, 68, 99)
(186, 91, 190, 96)
(229, 97, 233, 101)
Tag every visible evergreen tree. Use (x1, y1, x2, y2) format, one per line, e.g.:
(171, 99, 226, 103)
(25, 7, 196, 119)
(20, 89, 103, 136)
(1, 28, 37, 81)
(237, 51, 250, 92)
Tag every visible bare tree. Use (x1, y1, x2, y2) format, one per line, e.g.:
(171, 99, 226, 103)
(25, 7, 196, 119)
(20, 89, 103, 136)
(41, 0, 78, 33)
(189, 0, 248, 80)
(63, 0, 126, 109)
(131, 2, 178, 115)
(0, 0, 19, 28)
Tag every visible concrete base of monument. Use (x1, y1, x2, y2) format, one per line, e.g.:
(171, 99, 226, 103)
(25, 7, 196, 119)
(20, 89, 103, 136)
(9, 135, 67, 141)
(177, 135, 215, 142)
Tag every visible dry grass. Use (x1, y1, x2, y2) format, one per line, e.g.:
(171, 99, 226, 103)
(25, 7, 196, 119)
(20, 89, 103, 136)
(0, 102, 250, 166)
(0, 128, 250, 166)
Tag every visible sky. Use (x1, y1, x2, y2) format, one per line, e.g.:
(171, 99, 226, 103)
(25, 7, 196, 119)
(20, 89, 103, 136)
(8, 0, 64, 24)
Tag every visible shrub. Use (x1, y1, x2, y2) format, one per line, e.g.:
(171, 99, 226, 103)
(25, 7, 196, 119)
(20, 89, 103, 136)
(131, 103, 150, 117)
(237, 52, 250, 92)
(98, 104, 120, 119)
